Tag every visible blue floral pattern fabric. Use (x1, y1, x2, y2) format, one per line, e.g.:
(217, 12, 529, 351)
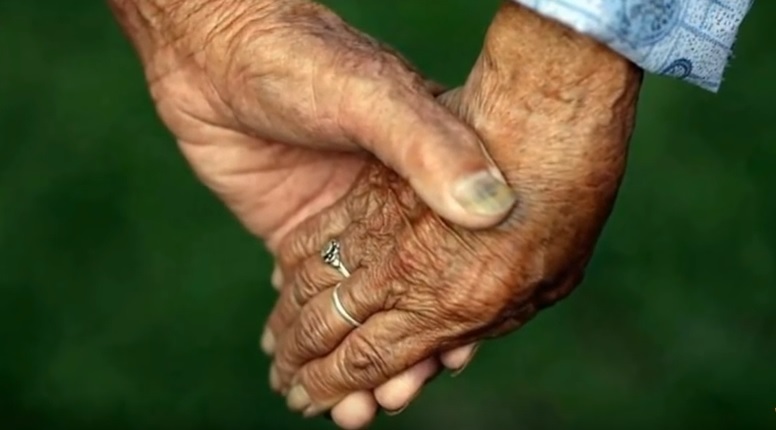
(512, 0, 754, 92)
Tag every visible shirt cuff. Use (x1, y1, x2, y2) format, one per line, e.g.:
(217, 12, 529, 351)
(511, 0, 754, 92)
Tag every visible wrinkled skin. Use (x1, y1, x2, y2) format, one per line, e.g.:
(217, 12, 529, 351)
(266, 3, 643, 427)
(108, 0, 501, 424)
(108, 0, 516, 253)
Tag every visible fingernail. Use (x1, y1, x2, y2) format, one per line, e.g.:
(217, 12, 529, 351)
(286, 385, 311, 411)
(453, 171, 516, 216)
(271, 266, 283, 290)
(384, 390, 422, 416)
(260, 329, 275, 355)
(303, 404, 328, 418)
(451, 344, 481, 377)
(384, 404, 409, 416)
(269, 364, 281, 392)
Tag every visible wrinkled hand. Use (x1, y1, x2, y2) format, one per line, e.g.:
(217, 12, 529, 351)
(110, 0, 515, 425)
(265, 2, 643, 427)
(108, 0, 516, 250)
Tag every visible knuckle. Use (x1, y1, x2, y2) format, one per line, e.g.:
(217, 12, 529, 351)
(337, 55, 426, 137)
(439, 240, 547, 328)
(340, 331, 389, 382)
(266, 314, 287, 338)
(350, 165, 424, 220)
(273, 351, 295, 375)
(266, 301, 288, 329)
(340, 46, 419, 92)
(270, 293, 299, 327)
(343, 190, 412, 270)
(447, 261, 523, 324)
(266, 311, 283, 334)
(293, 266, 324, 304)
(276, 235, 308, 270)
(338, 235, 362, 271)
(360, 195, 399, 235)
(390, 216, 447, 280)
(440, 287, 506, 328)
(277, 205, 354, 271)
(391, 216, 518, 326)
(293, 307, 330, 357)
(277, 228, 326, 272)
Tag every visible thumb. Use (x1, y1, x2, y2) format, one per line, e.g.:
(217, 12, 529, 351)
(343, 79, 516, 229)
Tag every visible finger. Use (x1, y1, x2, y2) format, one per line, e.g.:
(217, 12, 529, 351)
(271, 264, 283, 291)
(374, 356, 439, 413)
(330, 391, 378, 430)
(269, 363, 282, 393)
(273, 270, 388, 388)
(261, 265, 284, 354)
(262, 229, 363, 356)
(287, 228, 363, 308)
(275, 196, 353, 275)
(286, 312, 434, 414)
(261, 286, 304, 357)
(342, 69, 516, 229)
(440, 343, 480, 374)
(261, 327, 276, 356)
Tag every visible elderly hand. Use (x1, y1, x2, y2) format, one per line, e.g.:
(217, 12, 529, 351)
(108, 0, 517, 250)
(265, 2, 643, 427)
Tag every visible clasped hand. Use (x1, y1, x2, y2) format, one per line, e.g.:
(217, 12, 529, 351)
(264, 3, 642, 428)
(110, 0, 642, 429)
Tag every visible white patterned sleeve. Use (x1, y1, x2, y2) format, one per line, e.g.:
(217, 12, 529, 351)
(511, 0, 754, 92)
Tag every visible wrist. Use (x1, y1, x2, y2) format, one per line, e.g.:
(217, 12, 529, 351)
(460, 2, 642, 199)
(476, 2, 642, 104)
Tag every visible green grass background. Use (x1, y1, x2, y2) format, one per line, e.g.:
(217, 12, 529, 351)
(0, 1, 774, 429)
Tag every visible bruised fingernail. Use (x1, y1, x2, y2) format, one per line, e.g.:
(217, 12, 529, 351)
(384, 389, 422, 416)
(271, 266, 283, 290)
(260, 329, 275, 355)
(451, 344, 481, 377)
(269, 364, 281, 392)
(453, 171, 516, 216)
(287, 385, 311, 411)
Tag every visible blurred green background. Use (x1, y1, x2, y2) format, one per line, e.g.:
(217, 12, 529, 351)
(1, 1, 773, 429)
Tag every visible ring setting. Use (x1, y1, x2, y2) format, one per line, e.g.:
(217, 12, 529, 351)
(321, 239, 351, 278)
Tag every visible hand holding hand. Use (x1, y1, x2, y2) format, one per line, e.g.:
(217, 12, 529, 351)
(266, 2, 642, 427)
(109, 0, 516, 250)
